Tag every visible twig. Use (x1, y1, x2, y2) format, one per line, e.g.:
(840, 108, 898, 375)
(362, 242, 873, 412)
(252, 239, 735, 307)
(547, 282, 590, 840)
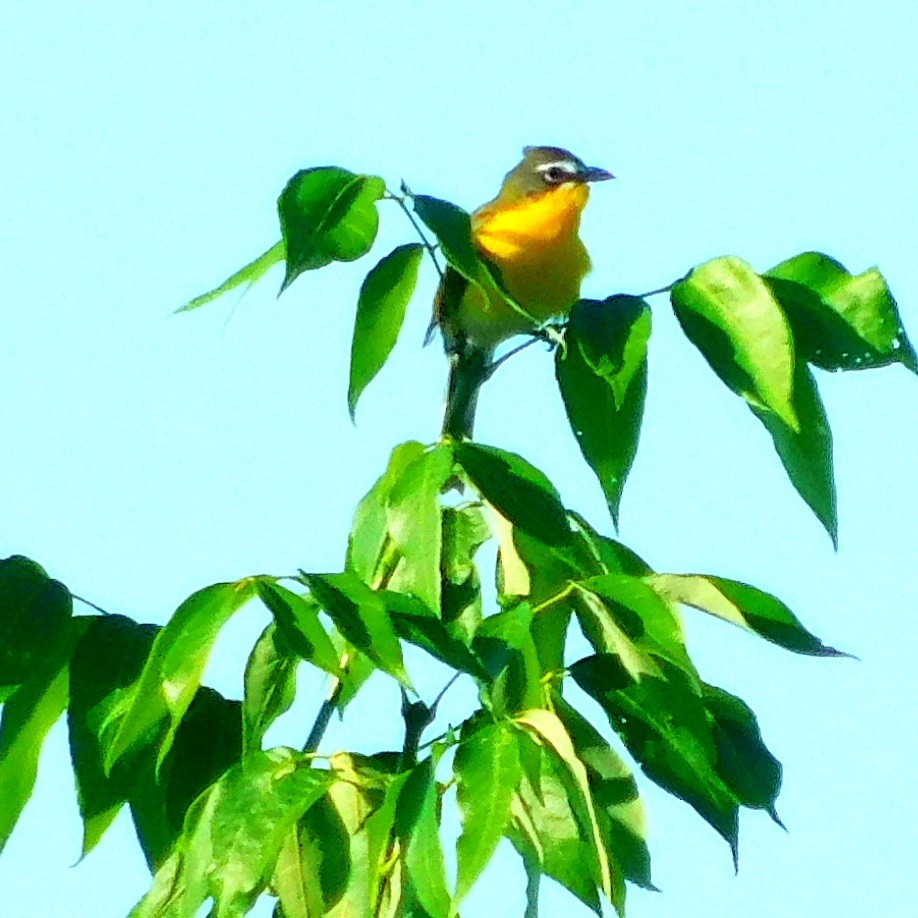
(71, 593, 114, 616)
(303, 681, 343, 754)
(637, 283, 673, 299)
(385, 187, 444, 279)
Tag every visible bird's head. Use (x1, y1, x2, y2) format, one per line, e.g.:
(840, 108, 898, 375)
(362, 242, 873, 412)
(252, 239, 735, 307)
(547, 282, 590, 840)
(499, 146, 614, 200)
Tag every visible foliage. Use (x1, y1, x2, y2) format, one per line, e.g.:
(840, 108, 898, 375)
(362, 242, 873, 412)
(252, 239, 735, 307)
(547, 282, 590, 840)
(1, 162, 914, 917)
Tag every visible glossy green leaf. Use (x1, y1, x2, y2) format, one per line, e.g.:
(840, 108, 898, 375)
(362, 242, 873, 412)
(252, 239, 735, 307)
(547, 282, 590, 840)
(412, 195, 481, 284)
(346, 440, 427, 586)
(556, 296, 651, 525)
(703, 684, 783, 824)
(396, 759, 450, 918)
(514, 709, 615, 908)
(671, 256, 798, 429)
(130, 748, 332, 918)
(473, 604, 542, 715)
(348, 243, 424, 418)
(243, 623, 299, 755)
(256, 581, 341, 677)
(646, 572, 848, 656)
(0, 554, 72, 688)
(105, 578, 256, 772)
(303, 572, 410, 687)
(553, 693, 653, 890)
(455, 442, 571, 548)
(765, 252, 917, 373)
(506, 730, 603, 915)
(750, 363, 837, 545)
(176, 241, 284, 313)
(279, 167, 386, 292)
(68, 615, 159, 857)
(385, 443, 453, 614)
(568, 513, 653, 578)
(440, 504, 490, 645)
(0, 618, 87, 855)
(571, 654, 740, 864)
(453, 721, 521, 907)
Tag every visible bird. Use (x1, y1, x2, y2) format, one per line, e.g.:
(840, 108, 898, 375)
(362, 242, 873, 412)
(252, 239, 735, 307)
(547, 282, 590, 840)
(432, 145, 614, 440)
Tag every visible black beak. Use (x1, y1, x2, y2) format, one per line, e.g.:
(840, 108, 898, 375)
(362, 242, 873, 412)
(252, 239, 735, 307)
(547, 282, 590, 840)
(581, 165, 615, 182)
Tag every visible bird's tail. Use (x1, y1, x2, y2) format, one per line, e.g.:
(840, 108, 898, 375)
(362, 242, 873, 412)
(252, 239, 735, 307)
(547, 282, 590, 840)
(442, 345, 493, 441)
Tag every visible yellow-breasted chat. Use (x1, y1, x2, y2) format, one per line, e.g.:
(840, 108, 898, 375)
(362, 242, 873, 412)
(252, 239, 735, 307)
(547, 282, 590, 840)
(433, 146, 613, 440)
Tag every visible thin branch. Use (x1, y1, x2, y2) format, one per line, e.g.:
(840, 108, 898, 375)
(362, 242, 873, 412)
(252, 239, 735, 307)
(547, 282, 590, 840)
(303, 681, 342, 754)
(430, 672, 461, 713)
(385, 188, 444, 279)
(637, 283, 674, 299)
(71, 593, 114, 616)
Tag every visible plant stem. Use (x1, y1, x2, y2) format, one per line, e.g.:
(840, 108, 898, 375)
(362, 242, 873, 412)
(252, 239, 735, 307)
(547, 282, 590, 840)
(385, 190, 444, 279)
(638, 283, 673, 298)
(71, 593, 113, 616)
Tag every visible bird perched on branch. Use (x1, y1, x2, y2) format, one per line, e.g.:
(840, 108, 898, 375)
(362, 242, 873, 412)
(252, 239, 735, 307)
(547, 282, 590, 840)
(433, 145, 614, 440)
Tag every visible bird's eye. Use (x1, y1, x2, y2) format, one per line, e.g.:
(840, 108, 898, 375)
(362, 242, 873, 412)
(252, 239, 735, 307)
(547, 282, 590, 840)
(542, 166, 568, 184)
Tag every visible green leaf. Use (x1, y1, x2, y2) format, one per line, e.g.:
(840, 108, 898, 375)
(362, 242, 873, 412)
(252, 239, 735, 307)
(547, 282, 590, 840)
(68, 614, 159, 857)
(453, 721, 521, 907)
(0, 554, 72, 688)
(278, 167, 386, 292)
(105, 578, 256, 773)
(473, 604, 542, 715)
(556, 296, 651, 525)
(750, 363, 837, 545)
(552, 692, 653, 890)
(412, 195, 481, 284)
(455, 442, 571, 548)
(243, 623, 299, 755)
(348, 243, 424, 418)
(346, 440, 427, 586)
(130, 748, 332, 918)
(703, 684, 783, 824)
(506, 730, 603, 915)
(176, 241, 284, 313)
(671, 256, 798, 429)
(645, 572, 848, 656)
(440, 504, 490, 645)
(0, 618, 87, 855)
(256, 581, 341, 677)
(385, 443, 453, 614)
(396, 758, 451, 918)
(571, 654, 740, 864)
(765, 252, 917, 373)
(303, 572, 410, 688)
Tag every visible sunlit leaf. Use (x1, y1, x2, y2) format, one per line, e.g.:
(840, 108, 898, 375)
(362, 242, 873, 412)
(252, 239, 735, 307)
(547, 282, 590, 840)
(453, 720, 521, 907)
(556, 296, 651, 525)
(105, 579, 256, 772)
(303, 572, 410, 688)
(473, 603, 542, 715)
(0, 554, 72, 688)
(765, 252, 917, 373)
(440, 504, 490, 645)
(571, 654, 740, 864)
(645, 572, 848, 656)
(243, 623, 299, 754)
(671, 256, 797, 429)
(130, 748, 332, 918)
(279, 167, 386, 292)
(176, 241, 284, 313)
(385, 443, 453, 614)
(455, 442, 571, 548)
(348, 243, 424, 418)
(68, 615, 159, 857)
(0, 618, 87, 855)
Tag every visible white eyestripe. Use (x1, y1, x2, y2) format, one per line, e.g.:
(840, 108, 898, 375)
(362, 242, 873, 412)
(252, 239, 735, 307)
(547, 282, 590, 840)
(536, 160, 580, 175)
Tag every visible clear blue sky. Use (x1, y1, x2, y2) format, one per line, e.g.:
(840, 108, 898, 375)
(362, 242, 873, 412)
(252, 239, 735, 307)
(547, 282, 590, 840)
(1, 2, 916, 916)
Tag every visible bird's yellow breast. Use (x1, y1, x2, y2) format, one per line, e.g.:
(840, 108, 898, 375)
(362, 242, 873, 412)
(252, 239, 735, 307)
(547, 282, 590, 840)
(457, 184, 592, 348)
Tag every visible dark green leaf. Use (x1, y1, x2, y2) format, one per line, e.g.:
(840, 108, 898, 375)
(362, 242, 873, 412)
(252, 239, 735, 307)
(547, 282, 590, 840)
(571, 654, 740, 864)
(68, 615, 159, 857)
(177, 241, 284, 313)
(412, 195, 481, 284)
(766, 252, 917, 373)
(440, 504, 490, 645)
(105, 578, 256, 772)
(279, 167, 386, 292)
(348, 243, 424, 418)
(303, 572, 410, 687)
(750, 363, 837, 545)
(257, 581, 341, 677)
(453, 721, 522, 906)
(473, 604, 542, 715)
(243, 623, 299, 754)
(0, 555, 72, 688)
(455, 442, 571, 548)
(646, 572, 848, 657)
(703, 684, 783, 824)
(671, 256, 797, 429)
(553, 693, 654, 890)
(385, 444, 453, 614)
(130, 748, 332, 918)
(568, 513, 653, 577)
(0, 618, 87, 855)
(556, 296, 651, 525)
